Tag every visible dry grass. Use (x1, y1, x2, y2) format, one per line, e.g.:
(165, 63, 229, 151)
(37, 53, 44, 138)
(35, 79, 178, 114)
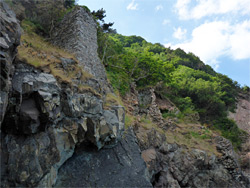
(120, 88, 220, 156)
(104, 92, 123, 106)
(78, 85, 102, 97)
(136, 118, 220, 156)
(18, 20, 94, 90)
(49, 64, 72, 84)
(165, 122, 220, 156)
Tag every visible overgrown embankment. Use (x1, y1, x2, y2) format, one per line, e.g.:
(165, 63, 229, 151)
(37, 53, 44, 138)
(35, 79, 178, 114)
(98, 31, 248, 150)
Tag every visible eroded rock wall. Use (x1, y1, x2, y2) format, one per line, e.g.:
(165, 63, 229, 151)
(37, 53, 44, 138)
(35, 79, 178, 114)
(1, 60, 125, 187)
(134, 125, 249, 188)
(229, 93, 250, 134)
(0, 3, 128, 187)
(229, 92, 250, 177)
(129, 88, 249, 188)
(0, 1, 21, 127)
(52, 6, 109, 93)
(55, 128, 152, 188)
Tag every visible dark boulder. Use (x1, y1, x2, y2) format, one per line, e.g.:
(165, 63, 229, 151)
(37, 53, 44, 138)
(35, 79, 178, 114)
(55, 127, 152, 188)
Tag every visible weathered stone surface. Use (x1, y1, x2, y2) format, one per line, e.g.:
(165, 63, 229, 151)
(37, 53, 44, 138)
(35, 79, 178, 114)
(2, 63, 61, 135)
(138, 88, 168, 127)
(214, 135, 248, 184)
(85, 107, 125, 150)
(55, 128, 152, 188)
(229, 92, 250, 178)
(135, 126, 166, 151)
(1, 61, 125, 186)
(2, 120, 87, 188)
(0, 1, 21, 128)
(62, 92, 103, 117)
(52, 6, 109, 93)
(0, 2, 127, 187)
(134, 126, 249, 188)
(229, 93, 250, 134)
(3, 128, 60, 187)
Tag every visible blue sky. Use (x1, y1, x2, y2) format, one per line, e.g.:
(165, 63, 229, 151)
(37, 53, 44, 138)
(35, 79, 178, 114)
(78, 0, 250, 87)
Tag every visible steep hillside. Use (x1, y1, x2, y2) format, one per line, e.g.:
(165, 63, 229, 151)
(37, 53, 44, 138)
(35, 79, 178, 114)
(0, 2, 140, 187)
(0, 1, 249, 188)
(229, 92, 250, 177)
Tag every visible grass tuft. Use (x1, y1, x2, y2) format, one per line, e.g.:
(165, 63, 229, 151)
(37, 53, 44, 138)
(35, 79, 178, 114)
(18, 19, 97, 95)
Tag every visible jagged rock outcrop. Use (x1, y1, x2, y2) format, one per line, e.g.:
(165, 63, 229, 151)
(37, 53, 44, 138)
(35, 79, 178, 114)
(126, 87, 249, 188)
(0, 1, 21, 128)
(55, 128, 152, 188)
(0, 3, 128, 187)
(134, 125, 249, 188)
(138, 88, 164, 125)
(1, 60, 125, 187)
(52, 6, 109, 93)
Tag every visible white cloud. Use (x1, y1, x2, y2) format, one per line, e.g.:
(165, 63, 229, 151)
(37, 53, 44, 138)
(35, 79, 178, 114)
(155, 5, 163, 11)
(175, 0, 250, 20)
(127, 0, 139, 10)
(229, 20, 250, 60)
(162, 19, 170, 25)
(167, 20, 250, 69)
(173, 27, 187, 40)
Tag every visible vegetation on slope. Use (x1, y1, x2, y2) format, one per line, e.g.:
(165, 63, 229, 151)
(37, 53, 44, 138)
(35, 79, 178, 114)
(94, 10, 248, 149)
(15, 1, 248, 150)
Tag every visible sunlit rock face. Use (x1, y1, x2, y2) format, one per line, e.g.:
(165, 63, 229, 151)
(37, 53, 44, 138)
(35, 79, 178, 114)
(229, 93, 250, 134)
(52, 6, 110, 94)
(229, 92, 250, 179)
(0, 3, 127, 187)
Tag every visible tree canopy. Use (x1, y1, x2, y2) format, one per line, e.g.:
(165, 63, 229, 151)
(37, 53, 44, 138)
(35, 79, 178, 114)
(96, 24, 246, 148)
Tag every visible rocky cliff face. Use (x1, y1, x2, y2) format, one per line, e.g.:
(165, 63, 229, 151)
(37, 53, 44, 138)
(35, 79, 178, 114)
(0, 2, 249, 188)
(127, 87, 249, 188)
(229, 93, 250, 134)
(0, 3, 150, 187)
(229, 92, 250, 178)
(0, 1, 21, 128)
(135, 126, 248, 188)
(52, 6, 110, 93)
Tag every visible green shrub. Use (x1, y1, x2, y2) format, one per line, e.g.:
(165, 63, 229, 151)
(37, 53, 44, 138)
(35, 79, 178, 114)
(107, 71, 130, 96)
(213, 118, 248, 149)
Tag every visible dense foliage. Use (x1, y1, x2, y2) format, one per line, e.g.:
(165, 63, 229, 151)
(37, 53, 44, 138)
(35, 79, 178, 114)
(95, 17, 246, 148)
